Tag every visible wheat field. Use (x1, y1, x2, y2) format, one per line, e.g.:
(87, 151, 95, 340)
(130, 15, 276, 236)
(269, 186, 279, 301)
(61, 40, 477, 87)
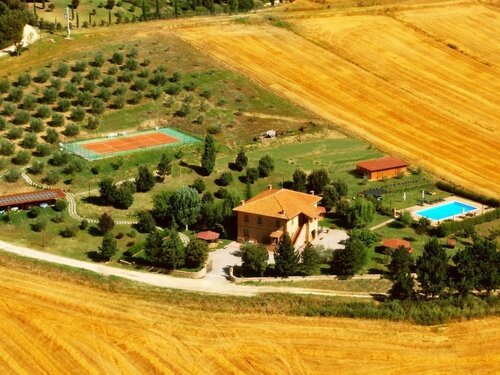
(179, 1, 500, 197)
(0, 261, 498, 374)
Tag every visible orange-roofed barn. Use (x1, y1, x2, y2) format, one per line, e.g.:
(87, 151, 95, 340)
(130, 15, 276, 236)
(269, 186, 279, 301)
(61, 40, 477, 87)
(382, 238, 413, 254)
(356, 157, 408, 180)
(233, 186, 324, 249)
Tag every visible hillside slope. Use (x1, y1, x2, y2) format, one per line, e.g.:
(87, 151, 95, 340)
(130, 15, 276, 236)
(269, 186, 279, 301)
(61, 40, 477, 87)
(179, 1, 500, 197)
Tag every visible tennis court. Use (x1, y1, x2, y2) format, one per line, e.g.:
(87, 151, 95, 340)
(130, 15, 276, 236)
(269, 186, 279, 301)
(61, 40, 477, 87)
(62, 128, 200, 161)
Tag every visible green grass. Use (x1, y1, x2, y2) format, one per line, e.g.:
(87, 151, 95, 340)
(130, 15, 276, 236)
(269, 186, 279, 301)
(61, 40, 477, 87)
(243, 278, 392, 294)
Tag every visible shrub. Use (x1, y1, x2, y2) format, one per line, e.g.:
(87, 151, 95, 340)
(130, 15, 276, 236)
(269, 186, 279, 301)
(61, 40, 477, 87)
(112, 95, 125, 109)
(119, 69, 134, 83)
(82, 79, 96, 93)
(0, 141, 15, 155)
(45, 128, 60, 144)
(51, 213, 64, 223)
(12, 150, 30, 165)
(50, 77, 62, 90)
(217, 171, 233, 186)
(7, 126, 23, 139)
(4, 169, 21, 182)
(63, 82, 78, 98)
(97, 88, 112, 102)
(241, 242, 268, 277)
(35, 105, 51, 119)
(98, 212, 115, 234)
(165, 84, 181, 96)
(246, 167, 259, 184)
(107, 65, 118, 75)
(86, 116, 101, 130)
(80, 219, 89, 230)
(100, 76, 116, 88)
(70, 106, 86, 121)
(132, 78, 147, 91)
(31, 218, 47, 232)
(55, 63, 70, 77)
(2, 102, 16, 116)
(63, 124, 80, 137)
(21, 132, 38, 149)
(124, 58, 138, 71)
(92, 51, 105, 67)
(54, 199, 67, 212)
(8, 87, 23, 102)
(129, 91, 143, 104)
(190, 178, 206, 193)
(13, 110, 30, 125)
(28, 160, 45, 175)
(60, 225, 78, 238)
(21, 95, 37, 110)
(72, 60, 88, 72)
(111, 51, 124, 65)
(0, 116, 5, 131)
(50, 151, 69, 166)
(435, 181, 499, 207)
(207, 124, 221, 134)
(43, 88, 58, 104)
(70, 72, 83, 84)
(91, 98, 105, 115)
(87, 67, 101, 81)
(28, 206, 41, 218)
(42, 170, 60, 185)
(0, 78, 10, 93)
(16, 72, 31, 87)
(50, 113, 65, 127)
(184, 81, 197, 91)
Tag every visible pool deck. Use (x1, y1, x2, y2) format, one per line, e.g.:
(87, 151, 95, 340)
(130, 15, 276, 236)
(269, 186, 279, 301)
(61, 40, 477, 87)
(402, 196, 491, 225)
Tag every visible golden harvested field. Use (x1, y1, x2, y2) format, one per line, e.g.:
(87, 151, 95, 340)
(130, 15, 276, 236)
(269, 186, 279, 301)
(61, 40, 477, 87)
(179, 1, 500, 197)
(1, 259, 499, 374)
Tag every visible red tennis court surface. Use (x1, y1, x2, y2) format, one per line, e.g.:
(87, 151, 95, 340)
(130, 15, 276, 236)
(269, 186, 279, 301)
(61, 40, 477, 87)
(82, 132, 179, 155)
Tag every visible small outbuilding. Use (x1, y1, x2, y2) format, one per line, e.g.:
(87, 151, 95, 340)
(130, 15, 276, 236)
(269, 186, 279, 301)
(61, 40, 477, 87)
(0, 189, 65, 211)
(382, 238, 413, 254)
(195, 231, 220, 243)
(356, 157, 408, 180)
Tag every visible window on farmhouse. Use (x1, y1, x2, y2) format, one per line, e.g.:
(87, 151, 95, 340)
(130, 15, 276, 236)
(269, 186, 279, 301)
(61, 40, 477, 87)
(275, 219, 280, 228)
(243, 228, 249, 237)
(257, 216, 262, 224)
(244, 214, 249, 222)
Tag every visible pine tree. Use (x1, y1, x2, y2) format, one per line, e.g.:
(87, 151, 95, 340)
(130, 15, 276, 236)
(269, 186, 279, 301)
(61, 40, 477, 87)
(162, 231, 185, 269)
(98, 232, 117, 260)
(157, 153, 172, 179)
(331, 238, 367, 277)
(274, 233, 300, 277)
(135, 165, 155, 192)
(301, 242, 321, 276)
(234, 147, 248, 171)
(387, 246, 414, 300)
(416, 238, 448, 298)
(201, 134, 216, 176)
(98, 212, 115, 234)
(144, 229, 164, 265)
(292, 168, 307, 192)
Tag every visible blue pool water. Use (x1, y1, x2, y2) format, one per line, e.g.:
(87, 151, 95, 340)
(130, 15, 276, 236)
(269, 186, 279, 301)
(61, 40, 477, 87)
(415, 201, 477, 221)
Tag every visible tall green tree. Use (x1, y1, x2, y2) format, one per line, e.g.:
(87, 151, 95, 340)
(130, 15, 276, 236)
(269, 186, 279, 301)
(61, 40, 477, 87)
(169, 187, 201, 230)
(274, 233, 300, 277)
(387, 246, 414, 300)
(292, 168, 307, 192)
(234, 147, 248, 171)
(301, 242, 322, 276)
(185, 239, 208, 268)
(416, 238, 448, 298)
(98, 232, 117, 260)
(258, 154, 274, 177)
(97, 212, 115, 234)
(241, 242, 268, 277)
(321, 185, 340, 212)
(135, 165, 155, 192)
(144, 229, 164, 265)
(157, 153, 172, 179)
(346, 199, 375, 228)
(136, 210, 156, 233)
(452, 237, 499, 296)
(162, 231, 185, 269)
(201, 134, 216, 176)
(307, 168, 330, 194)
(331, 238, 367, 277)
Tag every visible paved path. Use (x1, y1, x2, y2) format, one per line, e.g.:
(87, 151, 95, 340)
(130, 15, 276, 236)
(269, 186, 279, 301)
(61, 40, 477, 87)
(370, 218, 395, 231)
(0, 25, 40, 58)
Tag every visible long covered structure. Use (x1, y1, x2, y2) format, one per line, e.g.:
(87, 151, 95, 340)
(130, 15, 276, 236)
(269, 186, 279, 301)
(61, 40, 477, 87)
(0, 189, 65, 210)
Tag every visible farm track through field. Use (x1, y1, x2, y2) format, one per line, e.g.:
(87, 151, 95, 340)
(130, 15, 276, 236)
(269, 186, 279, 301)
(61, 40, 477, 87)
(177, 1, 500, 197)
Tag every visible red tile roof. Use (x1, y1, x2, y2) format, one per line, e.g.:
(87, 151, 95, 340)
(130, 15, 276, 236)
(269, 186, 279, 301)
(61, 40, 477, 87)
(234, 188, 322, 219)
(356, 157, 407, 172)
(0, 189, 65, 208)
(382, 239, 413, 254)
(195, 231, 220, 241)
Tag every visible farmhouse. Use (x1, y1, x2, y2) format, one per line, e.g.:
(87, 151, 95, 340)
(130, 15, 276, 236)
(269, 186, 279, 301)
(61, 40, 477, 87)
(0, 189, 65, 211)
(356, 157, 408, 180)
(233, 186, 324, 249)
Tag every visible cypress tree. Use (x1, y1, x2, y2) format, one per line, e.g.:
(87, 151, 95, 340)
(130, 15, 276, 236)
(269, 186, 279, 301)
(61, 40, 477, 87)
(234, 147, 248, 171)
(387, 246, 414, 300)
(201, 134, 216, 176)
(144, 229, 164, 265)
(274, 233, 300, 277)
(157, 153, 172, 179)
(162, 231, 185, 269)
(301, 242, 322, 276)
(331, 238, 367, 277)
(135, 165, 155, 192)
(292, 168, 307, 192)
(98, 232, 117, 260)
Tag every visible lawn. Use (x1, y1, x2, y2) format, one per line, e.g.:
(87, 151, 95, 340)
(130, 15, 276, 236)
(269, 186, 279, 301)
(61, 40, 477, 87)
(243, 278, 392, 294)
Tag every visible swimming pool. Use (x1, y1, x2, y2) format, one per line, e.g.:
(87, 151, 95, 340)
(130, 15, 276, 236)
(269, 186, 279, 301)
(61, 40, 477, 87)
(415, 201, 477, 221)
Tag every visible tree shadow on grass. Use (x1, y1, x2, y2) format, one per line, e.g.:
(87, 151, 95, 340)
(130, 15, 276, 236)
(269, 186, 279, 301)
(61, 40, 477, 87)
(86, 251, 102, 262)
(87, 226, 102, 237)
(82, 196, 108, 207)
(179, 160, 206, 176)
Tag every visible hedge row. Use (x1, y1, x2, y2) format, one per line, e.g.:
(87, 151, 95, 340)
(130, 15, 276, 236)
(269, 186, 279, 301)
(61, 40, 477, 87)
(437, 208, 500, 236)
(436, 181, 500, 207)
